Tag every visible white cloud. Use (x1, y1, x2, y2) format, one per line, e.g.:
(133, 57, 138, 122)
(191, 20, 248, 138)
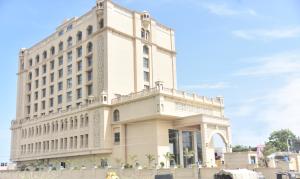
(233, 26, 300, 40)
(202, 3, 257, 17)
(181, 82, 230, 90)
(235, 50, 300, 76)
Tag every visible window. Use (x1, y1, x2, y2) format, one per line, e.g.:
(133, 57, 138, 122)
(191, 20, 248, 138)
(43, 51, 47, 59)
(67, 78, 72, 89)
(67, 51, 72, 63)
(67, 36, 73, 47)
(250, 156, 256, 164)
(36, 55, 40, 64)
(143, 57, 149, 68)
(35, 68, 39, 77)
(67, 91, 72, 102)
(77, 74, 82, 85)
(50, 73, 54, 82)
(85, 134, 88, 147)
(87, 70, 93, 81)
(50, 60, 55, 70)
(143, 45, 149, 54)
(29, 59, 33, 66)
(35, 80, 39, 88)
(113, 110, 120, 122)
(144, 85, 150, 90)
(27, 83, 32, 91)
(34, 103, 38, 112)
(144, 71, 150, 82)
(77, 31, 82, 42)
(77, 46, 82, 58)
(67, 65, 72, 75)
(59, 42, 63, 51)
(87, 56, 92, 67)
(59, 30, 64, 36)
(67, 24, 73, 31)
(58, 69, 63, 78)
(35, 91, 38, 100)
(28, 72, 32, 80)
(58, 95, 62, 104)
(42, 65, 47, 74)
(58, 82, 63, 91)
(50, 85, 54, 95)
(77, 61, 82, 71)
(87, 84, 93, 96)
(58, 56, 63, 66)
(42, 88, 46, 98)
(87, 25, 93, 36)
(49, 98, 54, 107)
(77, 88, 82, 99)
(141, 28, 145, 39)
(87, 42, 93, 53)
(114, 132, 120, 144)
(42, 101, 46, 110)
(50, 46, 55, 56)
(99, 19, 104, 29)
(42, 77, 46, 85)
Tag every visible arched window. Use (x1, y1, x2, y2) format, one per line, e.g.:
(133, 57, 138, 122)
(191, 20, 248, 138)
(67, 36, 73, 47)
(143, 45, 149, 54)
(146, 30, 150, 40)
(113, 110, 120, 122)
(87, 42, 93, 53)
(59, 41, 64, 51)
(99, 19, 104, 29)
(50, 46, 55, 55)
(87, 25, 93, 36)
(141, 28, 145, 39)
(43, 51, 47, 59)
(85, 114, 89, 127)
(35, 55, 40, 63)
(77, 31, 82, 42)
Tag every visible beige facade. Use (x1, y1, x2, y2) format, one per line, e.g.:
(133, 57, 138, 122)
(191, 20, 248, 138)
(10, 0, 231, 169)
(224, 152, 258, 169)
(267, 152, 300, 172)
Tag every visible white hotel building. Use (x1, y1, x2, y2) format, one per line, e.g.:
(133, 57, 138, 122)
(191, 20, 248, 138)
(10, 0, 232, 169)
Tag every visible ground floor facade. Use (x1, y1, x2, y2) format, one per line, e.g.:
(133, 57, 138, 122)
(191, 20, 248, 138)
(11, 87, 232, 170)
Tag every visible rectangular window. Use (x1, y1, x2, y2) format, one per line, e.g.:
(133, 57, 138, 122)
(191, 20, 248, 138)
(80, 135, 84, 148)
(67, 65, 72, 75)
(87, 56, 92, 67)
(77, 74, 82, 85)
(34, 103, 38, 112)
(58, 56, 63, 66)
(58, 82, 63, 91)
(35, 80, 39, 88)
(28, 83, 32, 91)
(85, 134, 88, 148)
(49, 98, 54, 107)
(42, 76, 46, 85)
(50, 73, 54, 82)
(144, 71, 150, 82)
(67, 91, 72, 102)
(143, 57, 149, 68)
(50, 85, 54, 95)
(35, 91, 38, 100)
(58, 95, 62, 104)
(35, 68, 39, 77)
(77, 46, 82, 58)
(29, 59, 33, 66)
(67, 78, 72, 89)
(67, 51, 72, 63)
(42, 88, 46, 98)
(58, 69, 63, 78)
(42, 65, 47, 74)
(77, 88, 82, 99)
(87, 70, 93, 81)
(77, 61, 82, 71)
(114, 132, 120, 144)
(42, 101, 46, 110)
(87, 84, 93, 96)
(50, 60, 55, 70)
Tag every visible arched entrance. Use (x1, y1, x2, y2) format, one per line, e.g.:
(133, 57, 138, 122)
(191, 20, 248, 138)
(209, 133, 227, 167)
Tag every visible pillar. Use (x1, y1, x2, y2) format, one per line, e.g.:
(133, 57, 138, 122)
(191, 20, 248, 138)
(201, 123, 210, 167)
(193, 131, 198, 164)
(178, 130, 184, 167)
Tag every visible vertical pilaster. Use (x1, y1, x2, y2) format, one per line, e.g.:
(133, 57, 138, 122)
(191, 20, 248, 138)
(193, 131, 198, 164)
(201, 124, 209, 167)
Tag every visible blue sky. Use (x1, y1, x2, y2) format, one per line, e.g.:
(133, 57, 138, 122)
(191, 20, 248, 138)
(1, 0, 300, 161)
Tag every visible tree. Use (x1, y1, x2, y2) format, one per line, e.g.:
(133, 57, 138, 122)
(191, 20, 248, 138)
(145, 154, 155, 168)
(232, 145, 250, 152)
(266, 129, 296, 152)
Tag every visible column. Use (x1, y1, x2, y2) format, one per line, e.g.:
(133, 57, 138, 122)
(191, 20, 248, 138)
(201, 123, 209, 167)
(178, 130, 184, 167)
(226, 126, 232, 152)
(193, 131, 198, 164)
